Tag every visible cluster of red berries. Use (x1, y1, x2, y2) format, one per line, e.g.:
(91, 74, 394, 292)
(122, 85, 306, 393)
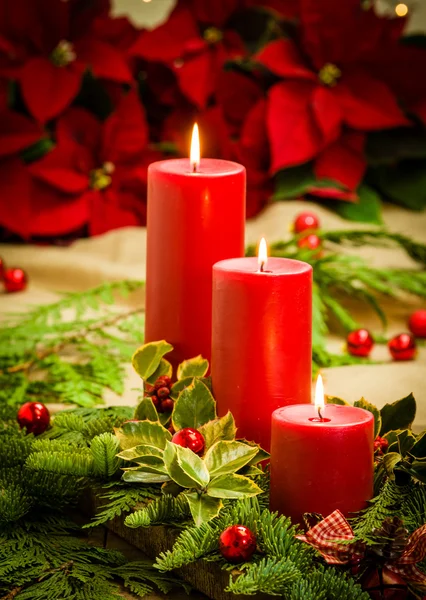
(293, 211, 322, 253)
(0, 257, 28, 293)
(346, 320, 422, 362)
(373, 436, 389, 455)
(145, 375, 174, 413)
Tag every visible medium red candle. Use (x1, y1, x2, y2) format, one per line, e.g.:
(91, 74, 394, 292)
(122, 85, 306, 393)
(211, 241, 312, 451)
(270, 376, 374, 523)
(145, 125, 246, 368)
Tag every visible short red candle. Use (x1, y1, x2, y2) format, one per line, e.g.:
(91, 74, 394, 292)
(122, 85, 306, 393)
(270, 404, 374, 523)
(211, 256, 312, 451)
(145, 158, 245, 368)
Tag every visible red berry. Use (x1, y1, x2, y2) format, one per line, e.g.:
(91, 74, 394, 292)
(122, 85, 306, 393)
(151, 395, 159, 408)
(155, 376, 172, 390)
(160, 398, 174, 413)
(388, 333, 416, 361)
(374, 436, 389, 453)
(219, 525, 257, 563)
(157, 386, 170, 399)
(346, 329, 374, 357)
(172, 427, 205, 455)
(17, 402, 50, 435)
(3, 267, 27, 293)
(0, 256, 5, 280)
(294, 212, 320, 233)
(408, 309, 426, 338)
(297, 233, 322, 251)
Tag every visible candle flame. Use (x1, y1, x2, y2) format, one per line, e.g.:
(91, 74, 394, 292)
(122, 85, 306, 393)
(190, 123, 200, 172)
(258, 237, 268, 271)
(314, 374, 325, 411)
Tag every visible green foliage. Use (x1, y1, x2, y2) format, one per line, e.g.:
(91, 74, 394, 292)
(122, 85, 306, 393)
(0, 280, 145, 407)
(132, 340, 173, 383)
(86, 484, 160, 528)
(172, 379, 216, 431)
(380, 393, 417, 435)
(125, 494, 191, 528)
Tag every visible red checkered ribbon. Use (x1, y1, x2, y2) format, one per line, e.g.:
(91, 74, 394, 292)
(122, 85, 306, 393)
(297, 510, 426, 585)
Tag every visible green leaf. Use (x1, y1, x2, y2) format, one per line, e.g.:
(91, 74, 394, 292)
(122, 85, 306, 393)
(333, 185, 383, 225)
(380, 393, 416, 435)
(396, 430, 417, 456)
(184, 492, 223, 527)
(117, 444, 164, 462)
(122, 462, 168, 475)
(170, 377, 195, 400)
(383, 452, 402, 476)
(383, 430, 403, 453)
(273, 163, 316, 199)
(123, 470, 170, 484)
(177, 356, 209, 380)
(367, 129, 426, 165)
(206, 474, 262, 499)
(172, 379, 216, 431)
(163, 441, 209, 489)
(146, 358, 173, 385)
(132, 341, 173, 380)
(354, 398, 382, 438)
(410, 460, 426, 484)
(370, 161, 426, 210)
(326, 396, 350, 406)
(134, 397, 159, 421)
(198, 412, 236, 450)
(115, 420, 171, 450)
(204, 441, 259, 478)
(410, 432, 426, 459)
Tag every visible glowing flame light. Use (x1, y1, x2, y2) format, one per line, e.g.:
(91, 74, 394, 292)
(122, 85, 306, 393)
(314, 374, 325, 412)
(190, 123, 200, 172)
(395, 3, 408, 16)
(258, 237, 268, 271)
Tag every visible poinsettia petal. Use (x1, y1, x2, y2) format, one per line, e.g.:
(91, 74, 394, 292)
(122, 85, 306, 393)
(88, 187, 145, 236)
(30, 179, 90, 236)
(256, 39, 316, 81)
(315, 132, 366, 191)
(190, 0, 245, 28)
(246, 0, 299, 20)
(216, 70, 263, 134)
(266, 81, 323, 172)
(0, 157, 31, 237)
(240, 98, 270, 172)
(57, 108, 102, 154)
(130, 4, 199, 62)
(102, 90, 149, 164)
(311, 86, 342, 145)
(173, 50, 215, 109)
(75, 39, 132, 82)
(308, 186, 358, 202)
(0, 109, 42, 157)
(336, 71, 409, 130)
(91, 15, 138, 51)
(29, 141, 91, 193)
(20, 57, 82, 123)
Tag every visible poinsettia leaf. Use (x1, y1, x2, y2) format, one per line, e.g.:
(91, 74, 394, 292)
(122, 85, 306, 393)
(206, 474, 262, 499)
(134, 397, 159, 422)
(273, 163, 316, 200)
(170, 377, 195, 400)
(163, 441, 208, 489)
(177, 355, 209, 380)
(383, 452, 402, 476)
(354, 398, 381, 438)
(409, 432, 426, 460)
(332, 185, 383, 224)
(366, 129, 426, 166)
(114, 420, 171, 450)
(172, 379, 216, 431)
(132, 341, 173, 380)
(123, 470, 170, 484)
(184, 492, 223, 527)
(199, 412, 237, 450)
(380, 393, 416, 436)
(369, 161, 426, 211)
(204, 441, 259, 478)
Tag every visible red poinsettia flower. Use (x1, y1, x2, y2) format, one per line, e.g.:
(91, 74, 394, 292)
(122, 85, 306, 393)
(28, 91, 161, 237)
(0, 0, 132, 123)
(130, 0, 246, 109)
(0, 109, 42, 238)
(256, 0, 409, 186)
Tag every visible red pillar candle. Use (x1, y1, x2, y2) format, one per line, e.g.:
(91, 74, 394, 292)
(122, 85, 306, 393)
(270, 376, 374, 523)
(145, 125, 246, 368)
(211, 243, 312, 451)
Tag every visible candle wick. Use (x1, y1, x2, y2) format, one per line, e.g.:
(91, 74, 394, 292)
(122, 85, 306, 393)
(259, 262, 264, 273)
(192, 162, 197, 173)
(317, 405, 323, 420)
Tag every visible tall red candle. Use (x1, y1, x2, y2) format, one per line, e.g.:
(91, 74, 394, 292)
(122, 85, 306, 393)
(211, 251, 312, 451)
(270, 378, 374, 523)
(145, 131, 245, 368)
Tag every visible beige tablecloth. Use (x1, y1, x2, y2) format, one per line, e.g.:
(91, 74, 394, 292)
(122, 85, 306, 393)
(1, 200, 425, 430)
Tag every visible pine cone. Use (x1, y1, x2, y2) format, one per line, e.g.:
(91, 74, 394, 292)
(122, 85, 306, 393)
(370, 517, 409, 561)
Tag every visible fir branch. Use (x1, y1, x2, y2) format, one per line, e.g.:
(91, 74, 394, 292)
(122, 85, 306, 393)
(125, 494, 191, 529)
(85, 484, 160, 528)
(226, 556, 300, 595)
(90, 433, 121, 479)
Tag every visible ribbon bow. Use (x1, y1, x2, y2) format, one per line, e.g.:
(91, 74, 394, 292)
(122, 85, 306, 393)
(297, 510, 426, 585)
